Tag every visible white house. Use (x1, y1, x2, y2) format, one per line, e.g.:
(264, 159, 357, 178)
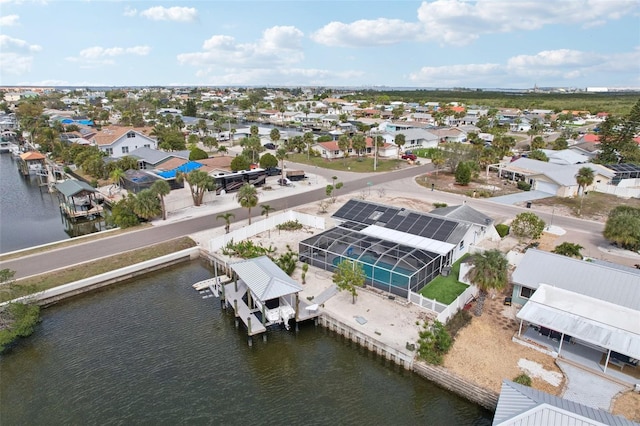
(90, 126, 157, 158)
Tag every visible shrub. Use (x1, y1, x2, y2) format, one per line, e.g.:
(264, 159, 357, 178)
(517, 181, 531, 191)
(0, 303, 41, 352)
(90, 179, 98, 188)
(222, 239, 276, 258)
(454, 162, 472, 185)
(275, 245, 297, 276)
(189, 147, 209, 161)
(445, 309, 472, 339)
(433, 202, 448, 208)
(417, 320, 452, 365)
(513, 373, 532, 386)
(276, 220, 303, 231)
(495, 224, 510, 238)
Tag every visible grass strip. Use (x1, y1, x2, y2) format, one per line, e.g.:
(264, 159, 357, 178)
(1, 237, 196, 303)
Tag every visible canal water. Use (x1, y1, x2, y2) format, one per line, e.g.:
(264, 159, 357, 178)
(0, 153, 108, 253)
(0, 261, 492, 425)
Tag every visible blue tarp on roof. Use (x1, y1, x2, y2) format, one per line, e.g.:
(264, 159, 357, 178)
(156, 161, 203, 179)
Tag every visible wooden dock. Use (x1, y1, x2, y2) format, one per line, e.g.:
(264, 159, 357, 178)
(223, 280, 267, 336)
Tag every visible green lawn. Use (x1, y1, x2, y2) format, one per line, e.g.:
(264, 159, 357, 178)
(286, 153, 402, 173)
(419, 255, 469, 304)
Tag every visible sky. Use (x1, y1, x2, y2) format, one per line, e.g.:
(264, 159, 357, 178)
(0, 0, 639, 89)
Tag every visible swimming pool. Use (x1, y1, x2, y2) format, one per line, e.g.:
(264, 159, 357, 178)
(333, 253, 413, 289)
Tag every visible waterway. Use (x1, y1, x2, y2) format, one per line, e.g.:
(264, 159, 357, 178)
(0, 261, 492, 425)
(0, 153, 108, 253)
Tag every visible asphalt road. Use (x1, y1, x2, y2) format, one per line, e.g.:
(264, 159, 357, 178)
(0, 164, 434, 278)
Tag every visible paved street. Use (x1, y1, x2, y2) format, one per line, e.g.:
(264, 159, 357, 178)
(3, 161, 639, 278)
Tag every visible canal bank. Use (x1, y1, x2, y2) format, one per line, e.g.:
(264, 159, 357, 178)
(4, 246, 499, 413)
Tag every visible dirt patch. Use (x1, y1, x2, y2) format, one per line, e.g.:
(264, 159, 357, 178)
(417, 171, 521, 199)
(443, 294, 564, 395)
(612, 391, 640, 422)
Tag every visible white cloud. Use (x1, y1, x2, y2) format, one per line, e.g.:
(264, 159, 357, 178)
(0, 14, 20, 26)
(178, 26, 304, 68)
(123, 6, 137, 17)
(76, 45, 150, 59)
(409, 47, 640, 87)
(0, 35, 41, 52)
(311, 0, 637, 48)
(312, 18, 422, 47)
(416, 0, 639, 46)
(140, 6, 197, 22)
(0, 52, 35, 76)
(66, 45, 150, 68)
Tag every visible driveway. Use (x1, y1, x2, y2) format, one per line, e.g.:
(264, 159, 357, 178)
(488, 190, 554, 205)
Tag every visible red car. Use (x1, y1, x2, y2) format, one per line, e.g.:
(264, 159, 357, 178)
(401, 153, 417, 161)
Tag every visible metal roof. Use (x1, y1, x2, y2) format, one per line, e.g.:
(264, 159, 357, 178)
(512, 250, 640, 310)
(55, 179, 97, 197)
(493, 380, 636, 426)
(516, 285, 640, 359)
(229, 256, 302, 301)
(360, 224, 455, 255)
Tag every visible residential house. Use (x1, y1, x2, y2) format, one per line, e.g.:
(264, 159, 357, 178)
(429, 127, 467, 143)
(493, 380, 637, 426)
(539, 149, 591, 165)
(129, 147, 189, 170)
(90, 126, 157, 158)
(489, 157, 614, 197)
(390, 128, 439, 150)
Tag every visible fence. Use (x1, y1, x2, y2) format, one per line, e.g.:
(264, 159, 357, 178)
(209, 210, 325, 252)
(408, 285, 478, 324)
(595, 183, 640, 199)
(318, 314, 415, 369)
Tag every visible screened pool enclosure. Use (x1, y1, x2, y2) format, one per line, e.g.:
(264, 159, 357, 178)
(299, 221, 454, 298)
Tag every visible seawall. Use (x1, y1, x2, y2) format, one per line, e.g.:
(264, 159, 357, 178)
(3, 247, 201, 307)
(317, 312, 499, 411)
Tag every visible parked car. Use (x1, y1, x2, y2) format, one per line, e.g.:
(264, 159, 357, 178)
(265, 167, 281, 176)
(401, 153, 417, 161)
(277, 178, 292, 186)
(263, 143, 276, 150)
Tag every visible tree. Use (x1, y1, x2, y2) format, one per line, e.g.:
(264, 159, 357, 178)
(454, 161, 472, 185)
(110, 168, 126, 189)
(431, 150, 446, 177)
(230, 155, 251, 172)
(150, 179, 171, 220)
(216, 212, 235, 234)
(351, 133, 366, 157)
(552, 242, 584, 259)
(510, 212, 546, 241)
(575, 166, 594, 215)
(603, 206, 640, 251)
(303, 131, 314, 160)
(332, 259, 365, 304)
(531, 136, 546, 151)
(528, 150, 549, 162)
(275, 148, 287, 183)
(260, 204, 275, 218)
(269, 128, 280, 145)
(394, 133, 406, 158)
(465, 249, 509, 316)
(236, 183, 259, 225)
(337, 134, 350, 163)
(177, 169, 215, 206)
(552, 136, 568, 151)
(109, 195, 140, 228)
(133, 189, 162, 220)
(259, 152, 278, 169)
(189, 147, 209, 161)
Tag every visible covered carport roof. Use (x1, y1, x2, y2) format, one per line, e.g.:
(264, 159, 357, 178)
(517, 285, 640, 359)
(229, 256, 302, 302)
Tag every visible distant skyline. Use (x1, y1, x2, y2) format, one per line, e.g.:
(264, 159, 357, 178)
(1, 0, 639, 89)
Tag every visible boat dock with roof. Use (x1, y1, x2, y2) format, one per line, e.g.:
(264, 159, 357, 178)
(205, 256, 320, 345)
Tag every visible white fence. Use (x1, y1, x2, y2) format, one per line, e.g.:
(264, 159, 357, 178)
(209, 210, 325, 252)
(408, 285, 478, 324)
(595, 183, 640, 199)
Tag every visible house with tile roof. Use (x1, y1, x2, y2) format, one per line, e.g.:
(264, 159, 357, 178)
(90, 126, 157, 158)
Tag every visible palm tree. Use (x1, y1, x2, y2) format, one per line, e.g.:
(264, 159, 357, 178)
(465, 249, 509, 317)
(236, 183, 258, 225)
(552, 242, 584, 259)
(575, 166, 594, 215)
(216, 212, 235, 234)
(303, 131, 314, 160)
(110, 168, 126, 190)
(133, 189, 162, 221)
(150, 179, 171, 220)
(275, 148, 287, 183)
(261, 204, 275, 218)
